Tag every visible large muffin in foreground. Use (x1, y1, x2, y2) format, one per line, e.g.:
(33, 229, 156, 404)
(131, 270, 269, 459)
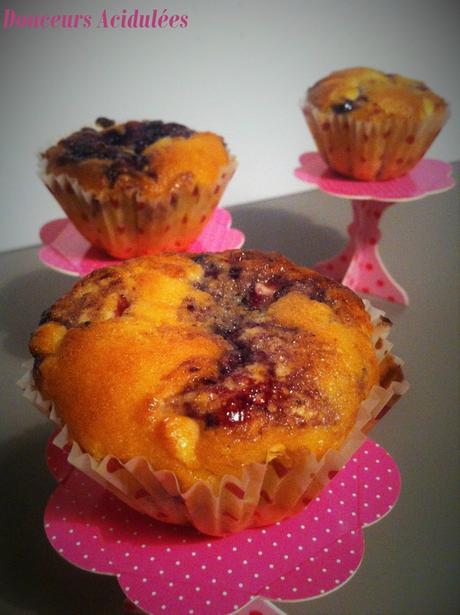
(303, 67, 448, 181)
(28, 250, 407, 535)
(40, 119, 236, 258)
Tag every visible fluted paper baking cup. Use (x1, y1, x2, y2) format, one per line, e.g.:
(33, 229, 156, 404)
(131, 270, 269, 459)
(39, 157, 237, 259)
(303, 103, 448, 181)
(20, 303, 408, 536)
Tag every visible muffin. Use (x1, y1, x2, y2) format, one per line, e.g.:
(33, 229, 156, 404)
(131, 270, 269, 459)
(303, 67, 448, 181)
(40, 119, 236, 258)
(26, 250, 407, 535)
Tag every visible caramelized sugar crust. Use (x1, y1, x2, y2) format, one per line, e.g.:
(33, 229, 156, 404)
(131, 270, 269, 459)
(30, 251, 382, 490)
(307, 67, 447, 121)
(42, 119, 230, 200)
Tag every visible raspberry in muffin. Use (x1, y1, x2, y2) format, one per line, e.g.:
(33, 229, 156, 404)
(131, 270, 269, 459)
(40, 119, 236, 258)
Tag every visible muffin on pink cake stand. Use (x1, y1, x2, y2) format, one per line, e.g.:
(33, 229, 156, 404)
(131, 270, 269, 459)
(298, 67, 454, 306)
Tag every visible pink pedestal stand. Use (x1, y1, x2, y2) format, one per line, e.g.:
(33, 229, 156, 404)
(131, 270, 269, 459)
(295, 153, 455, 305)
(44, 435, 400, 615)
(38, 208, 245, 277)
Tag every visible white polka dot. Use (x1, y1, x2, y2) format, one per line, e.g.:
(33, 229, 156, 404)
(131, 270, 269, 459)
(238, 582, 244, 588)
(195, 587, 200, 592)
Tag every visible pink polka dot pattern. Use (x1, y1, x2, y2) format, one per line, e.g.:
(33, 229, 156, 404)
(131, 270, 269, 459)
(44, 437, 400, 615)
(38, 208, 245, 278)
(294, 153, 455, 307)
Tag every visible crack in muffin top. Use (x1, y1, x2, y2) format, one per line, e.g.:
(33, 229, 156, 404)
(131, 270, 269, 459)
(43, 119, 195, 186)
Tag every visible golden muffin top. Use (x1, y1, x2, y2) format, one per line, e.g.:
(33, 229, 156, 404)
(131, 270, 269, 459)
(42, 118, 231, 201)
(30, 250, 384, 491)
(306, 67, 447, 122)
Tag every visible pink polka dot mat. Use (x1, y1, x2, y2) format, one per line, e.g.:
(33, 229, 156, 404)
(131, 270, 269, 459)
(38, 208, 245, 277)
(44, 436, 400, 615)
(294, 154, 455, 306)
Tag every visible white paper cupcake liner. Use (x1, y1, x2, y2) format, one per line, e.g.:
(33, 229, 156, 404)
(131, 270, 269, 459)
(303, 103, 448, 181)
(20, 303, 408, 536)
(39, 157, 237, 259)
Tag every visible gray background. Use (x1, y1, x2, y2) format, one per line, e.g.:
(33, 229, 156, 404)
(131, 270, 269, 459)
(1, 0, 460, 251)
(1, 165, 459, 613)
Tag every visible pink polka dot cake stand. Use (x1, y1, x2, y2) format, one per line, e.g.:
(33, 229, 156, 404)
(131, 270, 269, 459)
(44, 434, 400, 615)
(38, 208, 245, 277)
(295, 153, 455, 306)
